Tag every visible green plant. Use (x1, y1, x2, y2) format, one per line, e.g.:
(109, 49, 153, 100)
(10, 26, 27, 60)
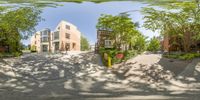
(143, 0, 200, 52)
(0, 53, 3, 58)
(81, 35, 90, 51)
(147, 37, 160, 52)
(12, 52, 22, 57)
(163, 53, 200, 60)
(96, 14, 146, 50)
(0, 7, 42, 53)
(123, 50, 136, 60)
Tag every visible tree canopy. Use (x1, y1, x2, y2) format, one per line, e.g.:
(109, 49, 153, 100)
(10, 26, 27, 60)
(147, 37, 160, 52)
(0, 7, 42, 52)
(96, 14, 146, 52)
(0, 0, 191, 8)
(81, 35, 90, 51)
(142, 0, 200, 52)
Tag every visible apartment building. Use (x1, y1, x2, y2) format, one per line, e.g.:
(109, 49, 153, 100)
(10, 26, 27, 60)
(31, 20, 81, 53)
(52, 20, 80, 52)
(95, 30, 113, 52)
(31, 31, 40, 52)
(162, 34, 200, 52)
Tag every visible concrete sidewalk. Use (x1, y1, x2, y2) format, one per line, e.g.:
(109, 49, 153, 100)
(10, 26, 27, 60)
(168, 58, 200, 89)
(1, 53, 200, 100)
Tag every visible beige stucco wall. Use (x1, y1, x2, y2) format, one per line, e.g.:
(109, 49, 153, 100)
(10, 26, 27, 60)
(31, 20, 81, 53)
(54, 20, 80, 51)
(31, 32, 41, 52)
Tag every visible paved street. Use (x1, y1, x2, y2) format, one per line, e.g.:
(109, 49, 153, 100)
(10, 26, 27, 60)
(0, 52, 200, 100)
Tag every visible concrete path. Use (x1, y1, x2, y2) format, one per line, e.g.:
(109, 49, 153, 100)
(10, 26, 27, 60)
(0, 52, 200, 100)
(168, 58, 200, 89)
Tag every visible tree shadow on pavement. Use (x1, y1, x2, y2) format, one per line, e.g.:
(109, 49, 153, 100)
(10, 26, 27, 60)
(0, 52, 200, 100)
(158, 57, 190, 76)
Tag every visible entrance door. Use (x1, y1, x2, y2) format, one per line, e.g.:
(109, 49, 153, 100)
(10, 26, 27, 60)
(65, 43, 70, 51)
(42, 45, 48, 52)
(72, 43, 76, 50)
(54, 42, 59, 52)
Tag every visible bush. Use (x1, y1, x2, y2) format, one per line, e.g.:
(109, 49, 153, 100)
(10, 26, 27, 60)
(99, 47, 136, 66)
(124, 50, 136, 60)
(12, 52, 22, 57)
(0, 52, 21, 58)
(111, 50, 124, 64)
(31, 50, 37, 52)
(0, 53, 3, 58)
(163, 53, 200, 60)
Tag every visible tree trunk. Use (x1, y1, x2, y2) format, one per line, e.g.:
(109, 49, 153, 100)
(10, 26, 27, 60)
(183, 34, 190, 52)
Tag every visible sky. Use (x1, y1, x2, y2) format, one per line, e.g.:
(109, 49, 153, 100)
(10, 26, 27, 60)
(22, 1, 159, 45)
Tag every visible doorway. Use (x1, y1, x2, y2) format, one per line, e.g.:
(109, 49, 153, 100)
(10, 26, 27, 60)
(42, 45, 48, 52)
(72, 43, 76, 50)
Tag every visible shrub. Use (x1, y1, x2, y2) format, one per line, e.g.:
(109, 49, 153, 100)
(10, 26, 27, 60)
(163, 53, 200, 60)
(0, 53, 3, 58)
(124, 50, 136, 60)
(31, 50, 37, 52)
(12, 52, 22, 57)
(99, 47, 137, 66)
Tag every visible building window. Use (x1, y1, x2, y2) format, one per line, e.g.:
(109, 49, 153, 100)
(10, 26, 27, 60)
(105, 40, 112, 48)
(65, 33, 70, 39)
(54, 31, 59, 40)
(41, 31, 48, 36)
(41, 37, 48, 42)
(66, 25, 70, 30)
(58, 27, 60, 30)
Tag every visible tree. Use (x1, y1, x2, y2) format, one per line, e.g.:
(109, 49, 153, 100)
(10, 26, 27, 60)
(31, 45, 37, 52)
(81, 36, 90, 51)
(147, 37, 160, 52)
(134, 34, 147, 52)
(0, 7, 42, 53)
(142, 0, 200, 52)
(96, 14, 145, 50)
(28, 44, 31, 50)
